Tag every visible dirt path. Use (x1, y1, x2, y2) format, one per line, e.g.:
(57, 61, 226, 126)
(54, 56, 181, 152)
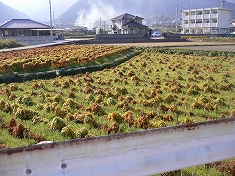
(99, 40, 235, 52)
(169, 44, 235, 52)
(1, 39, 234, 52)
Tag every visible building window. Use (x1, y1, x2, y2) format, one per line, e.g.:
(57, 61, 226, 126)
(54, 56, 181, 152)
(204, 11, 210, 14)
(212, 10, 218, 14)
(190, 11, 196, 15)
(4, 31, 9, 36)
(196, 11, 202, 15)
(212, 19, 217, 23)
(196, 20, 202, 23)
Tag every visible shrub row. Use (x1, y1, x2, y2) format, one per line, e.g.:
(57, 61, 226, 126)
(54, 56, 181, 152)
(181, 36, 207, 39)
(0, 38, 25, 49)
(151, 47, 235, 57)
(0, 50, 142, 84)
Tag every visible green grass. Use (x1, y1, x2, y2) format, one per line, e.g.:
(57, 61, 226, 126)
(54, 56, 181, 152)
(0, 129, 35, 148)
(201, 36, 235, 43)
(151, 164, 225, 176)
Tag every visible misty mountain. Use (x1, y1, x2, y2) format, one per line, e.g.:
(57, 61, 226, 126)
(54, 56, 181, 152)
(0, 2, 30, 23)
(56, 0, 235, 28)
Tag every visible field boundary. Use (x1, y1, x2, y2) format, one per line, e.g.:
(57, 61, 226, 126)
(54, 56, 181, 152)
(0, 117, 235, 176)
(0, 50, 141, 84)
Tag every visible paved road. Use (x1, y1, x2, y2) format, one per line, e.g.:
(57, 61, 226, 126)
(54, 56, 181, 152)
(93, 40, 235, 52)
(1, 39, 235, 52)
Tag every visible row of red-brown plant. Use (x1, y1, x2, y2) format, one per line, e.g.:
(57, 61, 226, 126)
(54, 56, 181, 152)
(0, 45, 133, 74)
(0, 48, 234, 149)
(2, 118, 45, 143)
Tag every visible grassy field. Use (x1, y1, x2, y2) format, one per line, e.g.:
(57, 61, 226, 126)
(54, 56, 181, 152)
(0, 45, 235, 175)
(0, 46, 234, 147)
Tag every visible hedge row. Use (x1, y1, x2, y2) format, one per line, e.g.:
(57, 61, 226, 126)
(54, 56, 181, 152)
(151, 47, 235, 57)
(0, 49, 143, 84)
(0, 39, 25, 49)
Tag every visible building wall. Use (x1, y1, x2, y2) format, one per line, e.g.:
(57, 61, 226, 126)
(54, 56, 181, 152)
(95, 34, 149, 40)
(182, 7, 232, 34)
(135, 19, 142, 24)
(0, 29, 51, 37)
(218, 10, 231, 28)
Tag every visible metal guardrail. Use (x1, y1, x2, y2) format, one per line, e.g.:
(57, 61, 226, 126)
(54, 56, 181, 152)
(0, 117, 235, 176)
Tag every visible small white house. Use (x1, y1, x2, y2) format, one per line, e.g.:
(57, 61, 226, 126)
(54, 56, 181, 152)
(111, 13, 149, 34)
(182, 7, 233, 34)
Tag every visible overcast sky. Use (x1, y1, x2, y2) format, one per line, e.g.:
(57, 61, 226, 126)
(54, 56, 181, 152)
(1, 0, 78, 17)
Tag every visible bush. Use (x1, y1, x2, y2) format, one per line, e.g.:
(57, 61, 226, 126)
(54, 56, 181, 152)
(0, 141, 7, 149)
(14, 107, 38, 120)
(50, 117, 66, 130)
(76, 127, 88, 138)
(61, 125, 76, 139)
(0, 38, 25, 49)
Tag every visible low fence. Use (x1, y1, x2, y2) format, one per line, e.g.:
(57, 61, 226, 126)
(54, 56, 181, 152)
(2, 36, 54, 45)
(95, 34, 149, 40)
(0, 117, 235, 176)
(79, 38, 187, 45)
(177, 33, 235, 39)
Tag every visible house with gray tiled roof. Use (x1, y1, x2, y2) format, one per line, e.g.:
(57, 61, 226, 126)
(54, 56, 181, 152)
(0, 19, 62, 45)
(111, 13, 149, 34)
(0, 19, 51, 37)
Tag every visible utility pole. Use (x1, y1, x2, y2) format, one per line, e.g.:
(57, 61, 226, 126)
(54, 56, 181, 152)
(49, 0, 53, 35)
(103, 21, 106, 33)
(221, 0, 226, 8)
(176, 5, 178, 33)
(53, 9, 55, 27)
(100, 17, 102, 34)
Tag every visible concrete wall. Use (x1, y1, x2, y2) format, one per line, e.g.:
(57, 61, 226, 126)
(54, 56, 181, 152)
(2, 36, 54, 45)
(0, 117, 235, 176)
(219, 9, 232, 28)
(95, 34, 149, 40)
(78, 38, 187, 45)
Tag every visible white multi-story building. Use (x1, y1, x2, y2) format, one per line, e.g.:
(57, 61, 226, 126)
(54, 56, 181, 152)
(182, 7, 233, 34)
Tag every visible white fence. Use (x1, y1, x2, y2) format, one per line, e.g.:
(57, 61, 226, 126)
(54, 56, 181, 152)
(0, 117, 235, 176)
